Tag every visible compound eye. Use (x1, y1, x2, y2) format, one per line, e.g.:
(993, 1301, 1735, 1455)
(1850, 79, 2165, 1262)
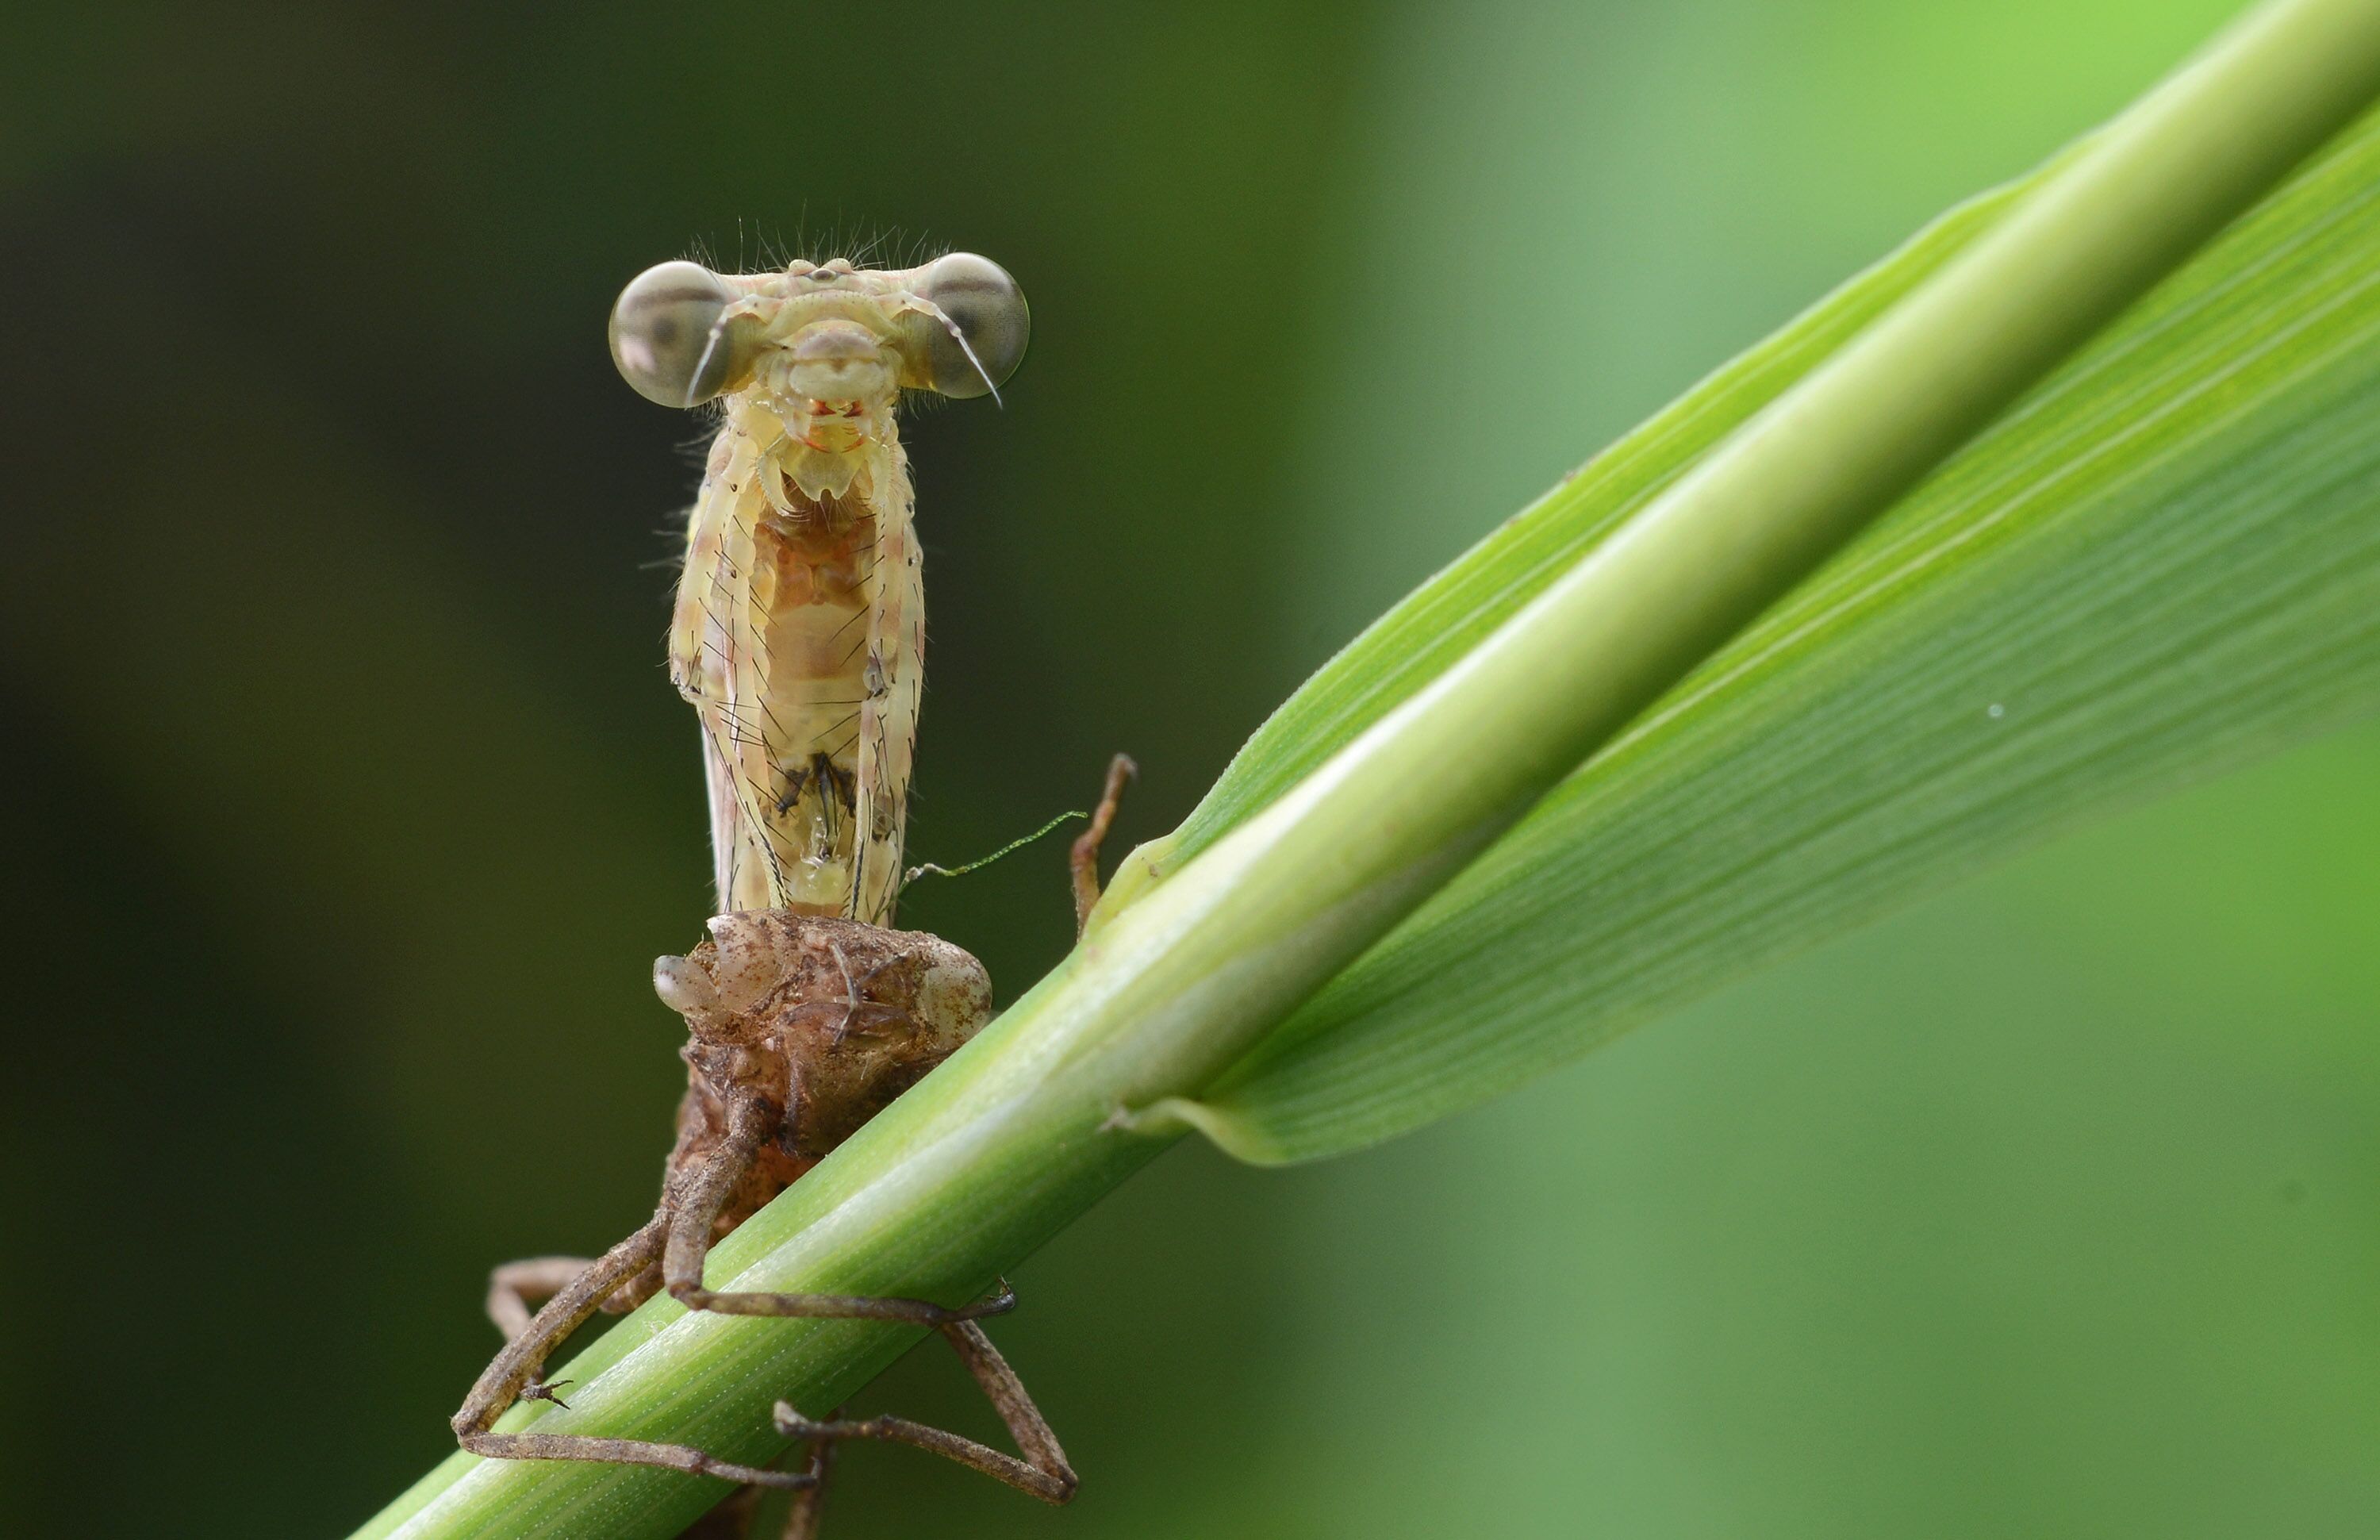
(608, 260, 761, 407)
(901, 252, 1029, 399)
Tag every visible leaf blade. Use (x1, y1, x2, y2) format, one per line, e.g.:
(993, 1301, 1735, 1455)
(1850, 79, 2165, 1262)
(1191, 106, 2380, 1163)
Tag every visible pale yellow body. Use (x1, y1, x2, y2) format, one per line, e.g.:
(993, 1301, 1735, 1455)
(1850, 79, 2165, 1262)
(667, 267, 933, 925)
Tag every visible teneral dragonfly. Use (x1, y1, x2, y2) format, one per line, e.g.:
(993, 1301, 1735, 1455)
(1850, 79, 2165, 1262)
(609, 252, 1030, 924)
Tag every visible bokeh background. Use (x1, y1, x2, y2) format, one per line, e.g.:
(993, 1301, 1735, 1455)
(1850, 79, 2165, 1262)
(5, 1, 2376, 1535)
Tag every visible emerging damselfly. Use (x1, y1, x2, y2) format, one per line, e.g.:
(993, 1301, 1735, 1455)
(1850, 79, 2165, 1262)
(451, 250, 1130, 1538)
(639, 252, 1029, 924)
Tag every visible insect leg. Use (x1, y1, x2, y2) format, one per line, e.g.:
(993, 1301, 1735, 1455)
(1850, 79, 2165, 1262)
(771, 1322, 1077, 1504)
(452, 1212, 810, 1488)
(663, 1094, 1068, 1507)
(1070, 752, 1139, 934)
(485, 1255, 659, 1343)
(766, 1430, 835, 1540)
(486, 1258, 591, 1343)
(673, 1433, 839, 1540)
(658, 1434, 835, 1540)
(662, 1094, 1013, 1329)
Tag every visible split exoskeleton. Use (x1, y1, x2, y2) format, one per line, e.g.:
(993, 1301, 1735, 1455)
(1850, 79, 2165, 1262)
(451, 251, 1126, 1535)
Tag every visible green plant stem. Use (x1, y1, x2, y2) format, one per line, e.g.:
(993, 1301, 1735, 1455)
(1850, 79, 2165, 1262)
(358, 2, 2380, 1533)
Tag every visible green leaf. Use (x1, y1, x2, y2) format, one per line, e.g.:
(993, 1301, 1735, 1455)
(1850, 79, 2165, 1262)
(1169, 101, 2380, 1163)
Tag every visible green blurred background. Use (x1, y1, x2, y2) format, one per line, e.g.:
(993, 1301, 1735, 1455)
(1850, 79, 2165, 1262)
(4, 1, 2375, 1534)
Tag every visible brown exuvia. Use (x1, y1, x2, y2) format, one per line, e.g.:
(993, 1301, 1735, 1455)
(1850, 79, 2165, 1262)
(447, 755, 1135, 1538)
(655, 912, 993, 1213)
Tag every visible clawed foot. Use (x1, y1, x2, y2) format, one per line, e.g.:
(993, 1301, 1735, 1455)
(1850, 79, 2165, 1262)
(945, 1278, 1018, 1324)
